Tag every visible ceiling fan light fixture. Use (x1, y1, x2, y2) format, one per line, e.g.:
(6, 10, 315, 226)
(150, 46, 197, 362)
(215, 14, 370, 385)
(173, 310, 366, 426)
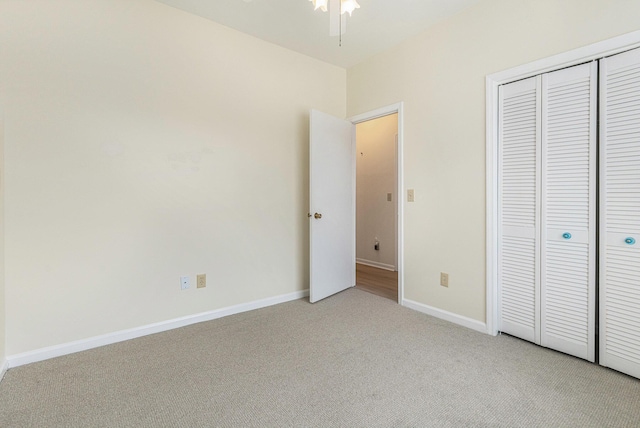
(309, 0, 328, 12)
(340, 0, 360, 16)
(309, 0, 359, 45)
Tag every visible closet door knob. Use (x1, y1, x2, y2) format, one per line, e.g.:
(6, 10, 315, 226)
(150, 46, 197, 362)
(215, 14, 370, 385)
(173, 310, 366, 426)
(625, 237, 636, 245)
(562, 232, 572, 240)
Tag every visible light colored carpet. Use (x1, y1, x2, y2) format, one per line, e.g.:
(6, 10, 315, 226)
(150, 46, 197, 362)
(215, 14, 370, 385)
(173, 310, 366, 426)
(1, 288, 639, 427)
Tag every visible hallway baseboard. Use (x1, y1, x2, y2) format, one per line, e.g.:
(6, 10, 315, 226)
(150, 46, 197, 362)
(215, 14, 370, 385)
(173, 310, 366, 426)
(356, 259, 395, 271)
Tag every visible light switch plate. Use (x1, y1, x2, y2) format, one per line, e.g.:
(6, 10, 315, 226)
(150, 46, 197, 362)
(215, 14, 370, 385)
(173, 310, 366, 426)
(407, 189, 415, 202)
(387, 193, 393, 202)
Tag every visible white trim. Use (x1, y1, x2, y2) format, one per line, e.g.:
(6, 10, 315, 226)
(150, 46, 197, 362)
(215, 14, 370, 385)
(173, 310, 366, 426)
(403, 299, 488, 334)
(486, 29, 640, 337)
(356, 259, 396, 271)
(395, 133, 399, 271)
(349, 103, 400, 124)
(6, 290, 309, 369)
(397, 103, 405, 305)
(486, 74, 499, 336)
(488, 30, 640, 85)
(351, 121, 357, 292)
(348, 102, 405, 304)
(0, 359, 7, 383)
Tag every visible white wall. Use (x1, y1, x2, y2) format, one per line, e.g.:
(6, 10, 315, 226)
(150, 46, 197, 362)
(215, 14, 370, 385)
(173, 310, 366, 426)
(347, 0, 640, 323)
(0, 0, 346, 356)
(356, 114, 397, 270)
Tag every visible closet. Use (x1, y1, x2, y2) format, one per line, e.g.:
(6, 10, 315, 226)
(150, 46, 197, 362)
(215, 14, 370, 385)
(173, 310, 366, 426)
(497, 48, 640, 378)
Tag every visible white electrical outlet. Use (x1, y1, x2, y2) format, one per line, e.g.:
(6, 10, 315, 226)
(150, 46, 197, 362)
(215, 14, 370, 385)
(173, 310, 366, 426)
(180, 276, 190, 290)
(407, 189, 415, 202)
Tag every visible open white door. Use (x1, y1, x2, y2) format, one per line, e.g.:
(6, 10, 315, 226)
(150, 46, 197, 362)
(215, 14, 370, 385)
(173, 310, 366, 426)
(309, 109, 355, 303)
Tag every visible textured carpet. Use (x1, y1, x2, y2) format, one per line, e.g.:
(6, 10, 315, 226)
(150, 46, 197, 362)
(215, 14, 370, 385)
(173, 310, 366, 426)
(1, 288, 639, 427)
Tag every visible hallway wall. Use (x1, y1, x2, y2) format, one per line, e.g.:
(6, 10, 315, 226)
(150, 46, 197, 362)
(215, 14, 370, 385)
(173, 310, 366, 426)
(356, 114, 398, 270)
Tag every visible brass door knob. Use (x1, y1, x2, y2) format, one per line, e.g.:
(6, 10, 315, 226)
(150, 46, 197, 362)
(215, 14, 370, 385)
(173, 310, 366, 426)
(314, 213, 322, 219)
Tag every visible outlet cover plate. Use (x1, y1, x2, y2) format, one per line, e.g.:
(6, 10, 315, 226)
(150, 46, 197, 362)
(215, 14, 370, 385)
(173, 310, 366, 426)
(180, 276, 190, 290)
(197, 274, 206, 289)
(440, 272, 449, 287)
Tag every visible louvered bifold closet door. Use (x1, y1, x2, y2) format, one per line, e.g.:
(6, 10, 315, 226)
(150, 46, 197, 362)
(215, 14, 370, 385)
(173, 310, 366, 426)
(498, 76, 541, 343)
(540, 62, 597, 362)
(600, 48, 640, 378)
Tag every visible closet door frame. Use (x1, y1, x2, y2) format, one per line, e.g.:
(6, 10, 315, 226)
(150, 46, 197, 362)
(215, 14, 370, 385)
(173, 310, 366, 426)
(486, 30, 640, 336)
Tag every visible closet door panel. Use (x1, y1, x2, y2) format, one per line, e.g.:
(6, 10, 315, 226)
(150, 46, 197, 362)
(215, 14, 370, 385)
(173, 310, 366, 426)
(498, 76, 541, 343)
(600, 48, 640, 378)
(541, 62, 597, 362)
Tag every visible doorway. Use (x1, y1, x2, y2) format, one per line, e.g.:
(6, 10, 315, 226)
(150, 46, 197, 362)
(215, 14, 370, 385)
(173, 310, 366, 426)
(308, 103, 404, 304)
(353, 113, 399, 302)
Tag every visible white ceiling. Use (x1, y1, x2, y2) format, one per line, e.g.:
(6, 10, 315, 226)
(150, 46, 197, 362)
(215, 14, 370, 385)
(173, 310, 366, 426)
(154, 0, 481, 68)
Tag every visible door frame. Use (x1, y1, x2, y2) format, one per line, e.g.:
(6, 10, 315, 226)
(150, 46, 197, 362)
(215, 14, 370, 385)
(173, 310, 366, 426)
(486, 30, 640, 336)
(349, 102, 405, 304)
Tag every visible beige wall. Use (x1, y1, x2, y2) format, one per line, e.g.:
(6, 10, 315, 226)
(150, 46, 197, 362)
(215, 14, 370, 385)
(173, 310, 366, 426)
(0, 0, 345, 355)
(356, 114, 397, 269)
(3, 0, 639, 358)
(347, 0, 640, 322)
(0, 108, 4, 365)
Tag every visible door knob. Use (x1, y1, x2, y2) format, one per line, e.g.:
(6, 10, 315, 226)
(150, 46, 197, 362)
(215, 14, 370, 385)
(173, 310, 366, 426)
(625, 237, 636, 245)
(562, 232, 572, 240)
(314, 213, 322, 219)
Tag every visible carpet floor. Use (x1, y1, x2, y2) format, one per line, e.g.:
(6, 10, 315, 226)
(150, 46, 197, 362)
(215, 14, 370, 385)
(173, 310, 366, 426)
(0, 288, 639, 427)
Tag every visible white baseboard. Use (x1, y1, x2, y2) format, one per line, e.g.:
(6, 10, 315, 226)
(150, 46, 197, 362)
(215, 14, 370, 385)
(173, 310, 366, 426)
(7, 289, 309, 369)
(402, 299, 488, 334)
(0, 358, 7, 383)
(356, 259, 396, 271)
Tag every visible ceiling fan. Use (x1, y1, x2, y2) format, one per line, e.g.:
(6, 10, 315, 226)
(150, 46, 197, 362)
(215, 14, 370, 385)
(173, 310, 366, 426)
(309, 0, 361, 43)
